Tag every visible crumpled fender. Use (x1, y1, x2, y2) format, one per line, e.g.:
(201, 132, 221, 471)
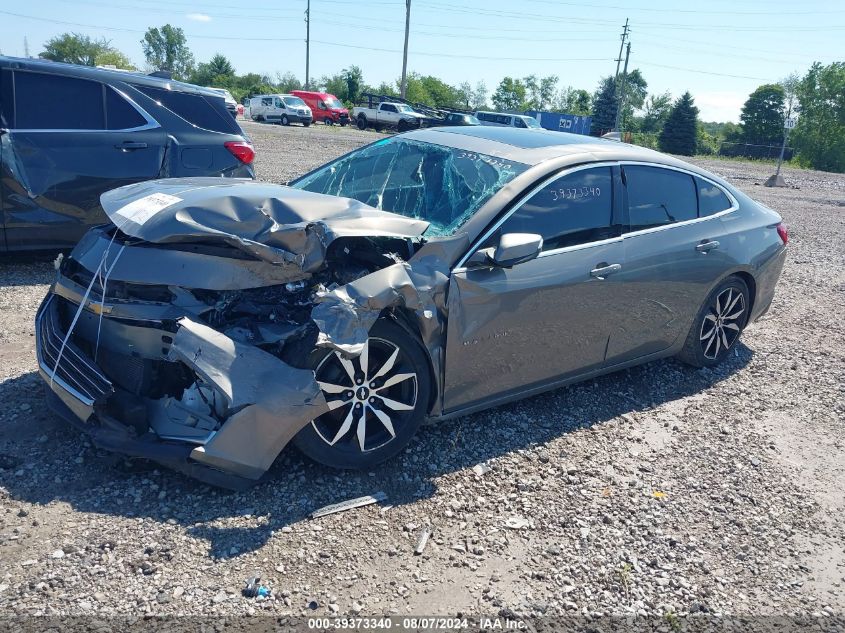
(167, 317, 328, 479)
(310, 236, 465, 415)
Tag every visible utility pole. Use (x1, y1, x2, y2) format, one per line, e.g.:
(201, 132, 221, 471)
(304, 0, 311, 89)
(23, 37, 30, 58)
(613, 41, 631, 135)
(614, 18, 629, 84)
(400, 0, 411, 98)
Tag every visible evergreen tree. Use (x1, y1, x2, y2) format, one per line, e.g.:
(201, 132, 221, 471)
(590, 76, 617, 134)
(659, 92, 699, 155)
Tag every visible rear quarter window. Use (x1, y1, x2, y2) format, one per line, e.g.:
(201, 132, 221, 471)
(135, 85, 240, 134)
(105, 87, 147, 130)
(696, 177, 733, 216)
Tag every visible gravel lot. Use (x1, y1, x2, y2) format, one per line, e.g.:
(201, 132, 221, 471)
(0, 121, 842, 621)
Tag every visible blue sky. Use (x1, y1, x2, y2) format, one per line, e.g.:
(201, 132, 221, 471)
(1, 0, 842, 122)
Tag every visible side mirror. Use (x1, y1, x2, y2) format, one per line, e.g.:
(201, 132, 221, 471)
(468, 233, 543, 269)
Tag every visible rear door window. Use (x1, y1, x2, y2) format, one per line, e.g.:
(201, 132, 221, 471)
(14, 71, 104, 130)
(624, 165, 697, 231)
(135, 85, 240, 134)
(695, 177, 733, 216)
(496, 166, 616, 251)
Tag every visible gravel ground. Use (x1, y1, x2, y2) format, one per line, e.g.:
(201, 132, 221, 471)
(0, 122, 842, 622)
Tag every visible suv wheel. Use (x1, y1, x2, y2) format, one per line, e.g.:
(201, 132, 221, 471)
(324, 117, 334, 126)
(281, 115, 290, 126)
(677, 275, 750, 367)
(293, 319, 430, 469)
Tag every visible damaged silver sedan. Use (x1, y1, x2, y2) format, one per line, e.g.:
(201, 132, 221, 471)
(36, 127, 787, 488)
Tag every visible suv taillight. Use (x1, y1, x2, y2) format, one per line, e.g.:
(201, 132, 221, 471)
(776, 223, 789, 245)
(224, 141, 255, 165)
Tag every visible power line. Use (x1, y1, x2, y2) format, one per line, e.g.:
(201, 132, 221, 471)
(498, 0, 845, 16)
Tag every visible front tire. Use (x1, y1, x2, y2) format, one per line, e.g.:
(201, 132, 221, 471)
(293, 319, 430, 470)
(303, 120, 311, 127)
(677, 275, 750, 368)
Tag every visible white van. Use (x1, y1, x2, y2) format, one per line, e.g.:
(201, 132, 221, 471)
(249, 94, 313, 126)
(475, 111, 541, 129)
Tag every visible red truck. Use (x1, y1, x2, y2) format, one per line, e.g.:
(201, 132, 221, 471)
(291, 90, 350, 126)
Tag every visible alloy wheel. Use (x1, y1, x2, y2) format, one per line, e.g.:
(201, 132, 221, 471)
(311, 338, 418, 452)
(699, 287, 746, 360)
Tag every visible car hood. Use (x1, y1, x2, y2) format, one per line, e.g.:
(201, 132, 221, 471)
(100, 178, 429, 271)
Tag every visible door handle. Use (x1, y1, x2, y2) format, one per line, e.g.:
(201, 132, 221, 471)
(115, 141, 148, 150)
(696, 240, 720, 253)
(590, 263, 622, 279)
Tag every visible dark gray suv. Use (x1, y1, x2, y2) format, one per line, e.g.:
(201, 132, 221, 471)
(0, 56, 255, 252)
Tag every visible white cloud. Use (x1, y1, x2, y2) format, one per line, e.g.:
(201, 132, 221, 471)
(694, 91, 747, 123)
(186, 13, 212, 22)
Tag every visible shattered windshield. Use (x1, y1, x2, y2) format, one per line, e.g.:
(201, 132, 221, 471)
(290, 138, 528, 236)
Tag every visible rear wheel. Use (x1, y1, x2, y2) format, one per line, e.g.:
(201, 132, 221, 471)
(677, 276, 750, 367)
(281, 115, 290, 126)
(324, 117, 334, 126)
(357, 115, 368, 130)
(293, 319, 430, 469)
(303, 120, 311, 127)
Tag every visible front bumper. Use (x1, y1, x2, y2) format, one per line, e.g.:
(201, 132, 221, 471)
(35, 289, 327, 489)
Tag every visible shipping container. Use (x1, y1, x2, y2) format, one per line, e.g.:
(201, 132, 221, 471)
(525, 110, 592, 136)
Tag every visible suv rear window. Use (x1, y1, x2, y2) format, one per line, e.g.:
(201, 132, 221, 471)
(135, 85, 240, 134)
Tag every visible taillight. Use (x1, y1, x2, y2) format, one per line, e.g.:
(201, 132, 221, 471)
(776, 223, 789, 245)
(224, 141, 255, 165)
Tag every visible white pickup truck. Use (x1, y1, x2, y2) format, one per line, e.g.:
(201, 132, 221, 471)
(352, 101, 425, 132)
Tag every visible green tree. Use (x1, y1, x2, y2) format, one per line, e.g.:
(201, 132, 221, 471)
(640, 91, 673, 134)
(471, 81, 488, 110)
(457, 81, 473, 109)
(190, 53, 235, 86)
(275, 71, 302, 93)
(492, 76, 526, 111)
(590, 76, 617, 134)
(523, 75, 558, 110)
(94, 49, 136, 70)
(555, 86, 591, 115)
(141, 25, 194, 80)
(792, 61, 845, 172)
(659, 91, 699, 156)
(342, 66, 364, 104)
(40, 33, 112, 66)
(739, 83, 785, 144)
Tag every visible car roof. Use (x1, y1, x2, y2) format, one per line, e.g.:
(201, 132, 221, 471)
(0, 55, 222, 97)
(404, 126, 707, 172)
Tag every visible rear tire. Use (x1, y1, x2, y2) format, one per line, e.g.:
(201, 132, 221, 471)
(303, 121, 311, 127)
(293, 319, 430, 470)
(281, 115, 290, 126)
(324, 117, 334, 126)
(677, 275, 750, 368)
(357, 115, 368, 130)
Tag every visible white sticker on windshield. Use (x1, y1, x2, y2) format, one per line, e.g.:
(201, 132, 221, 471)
(112, 193, 182, 227)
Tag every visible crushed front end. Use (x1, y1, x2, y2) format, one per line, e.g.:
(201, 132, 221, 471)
(35, 180, 440, 488)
